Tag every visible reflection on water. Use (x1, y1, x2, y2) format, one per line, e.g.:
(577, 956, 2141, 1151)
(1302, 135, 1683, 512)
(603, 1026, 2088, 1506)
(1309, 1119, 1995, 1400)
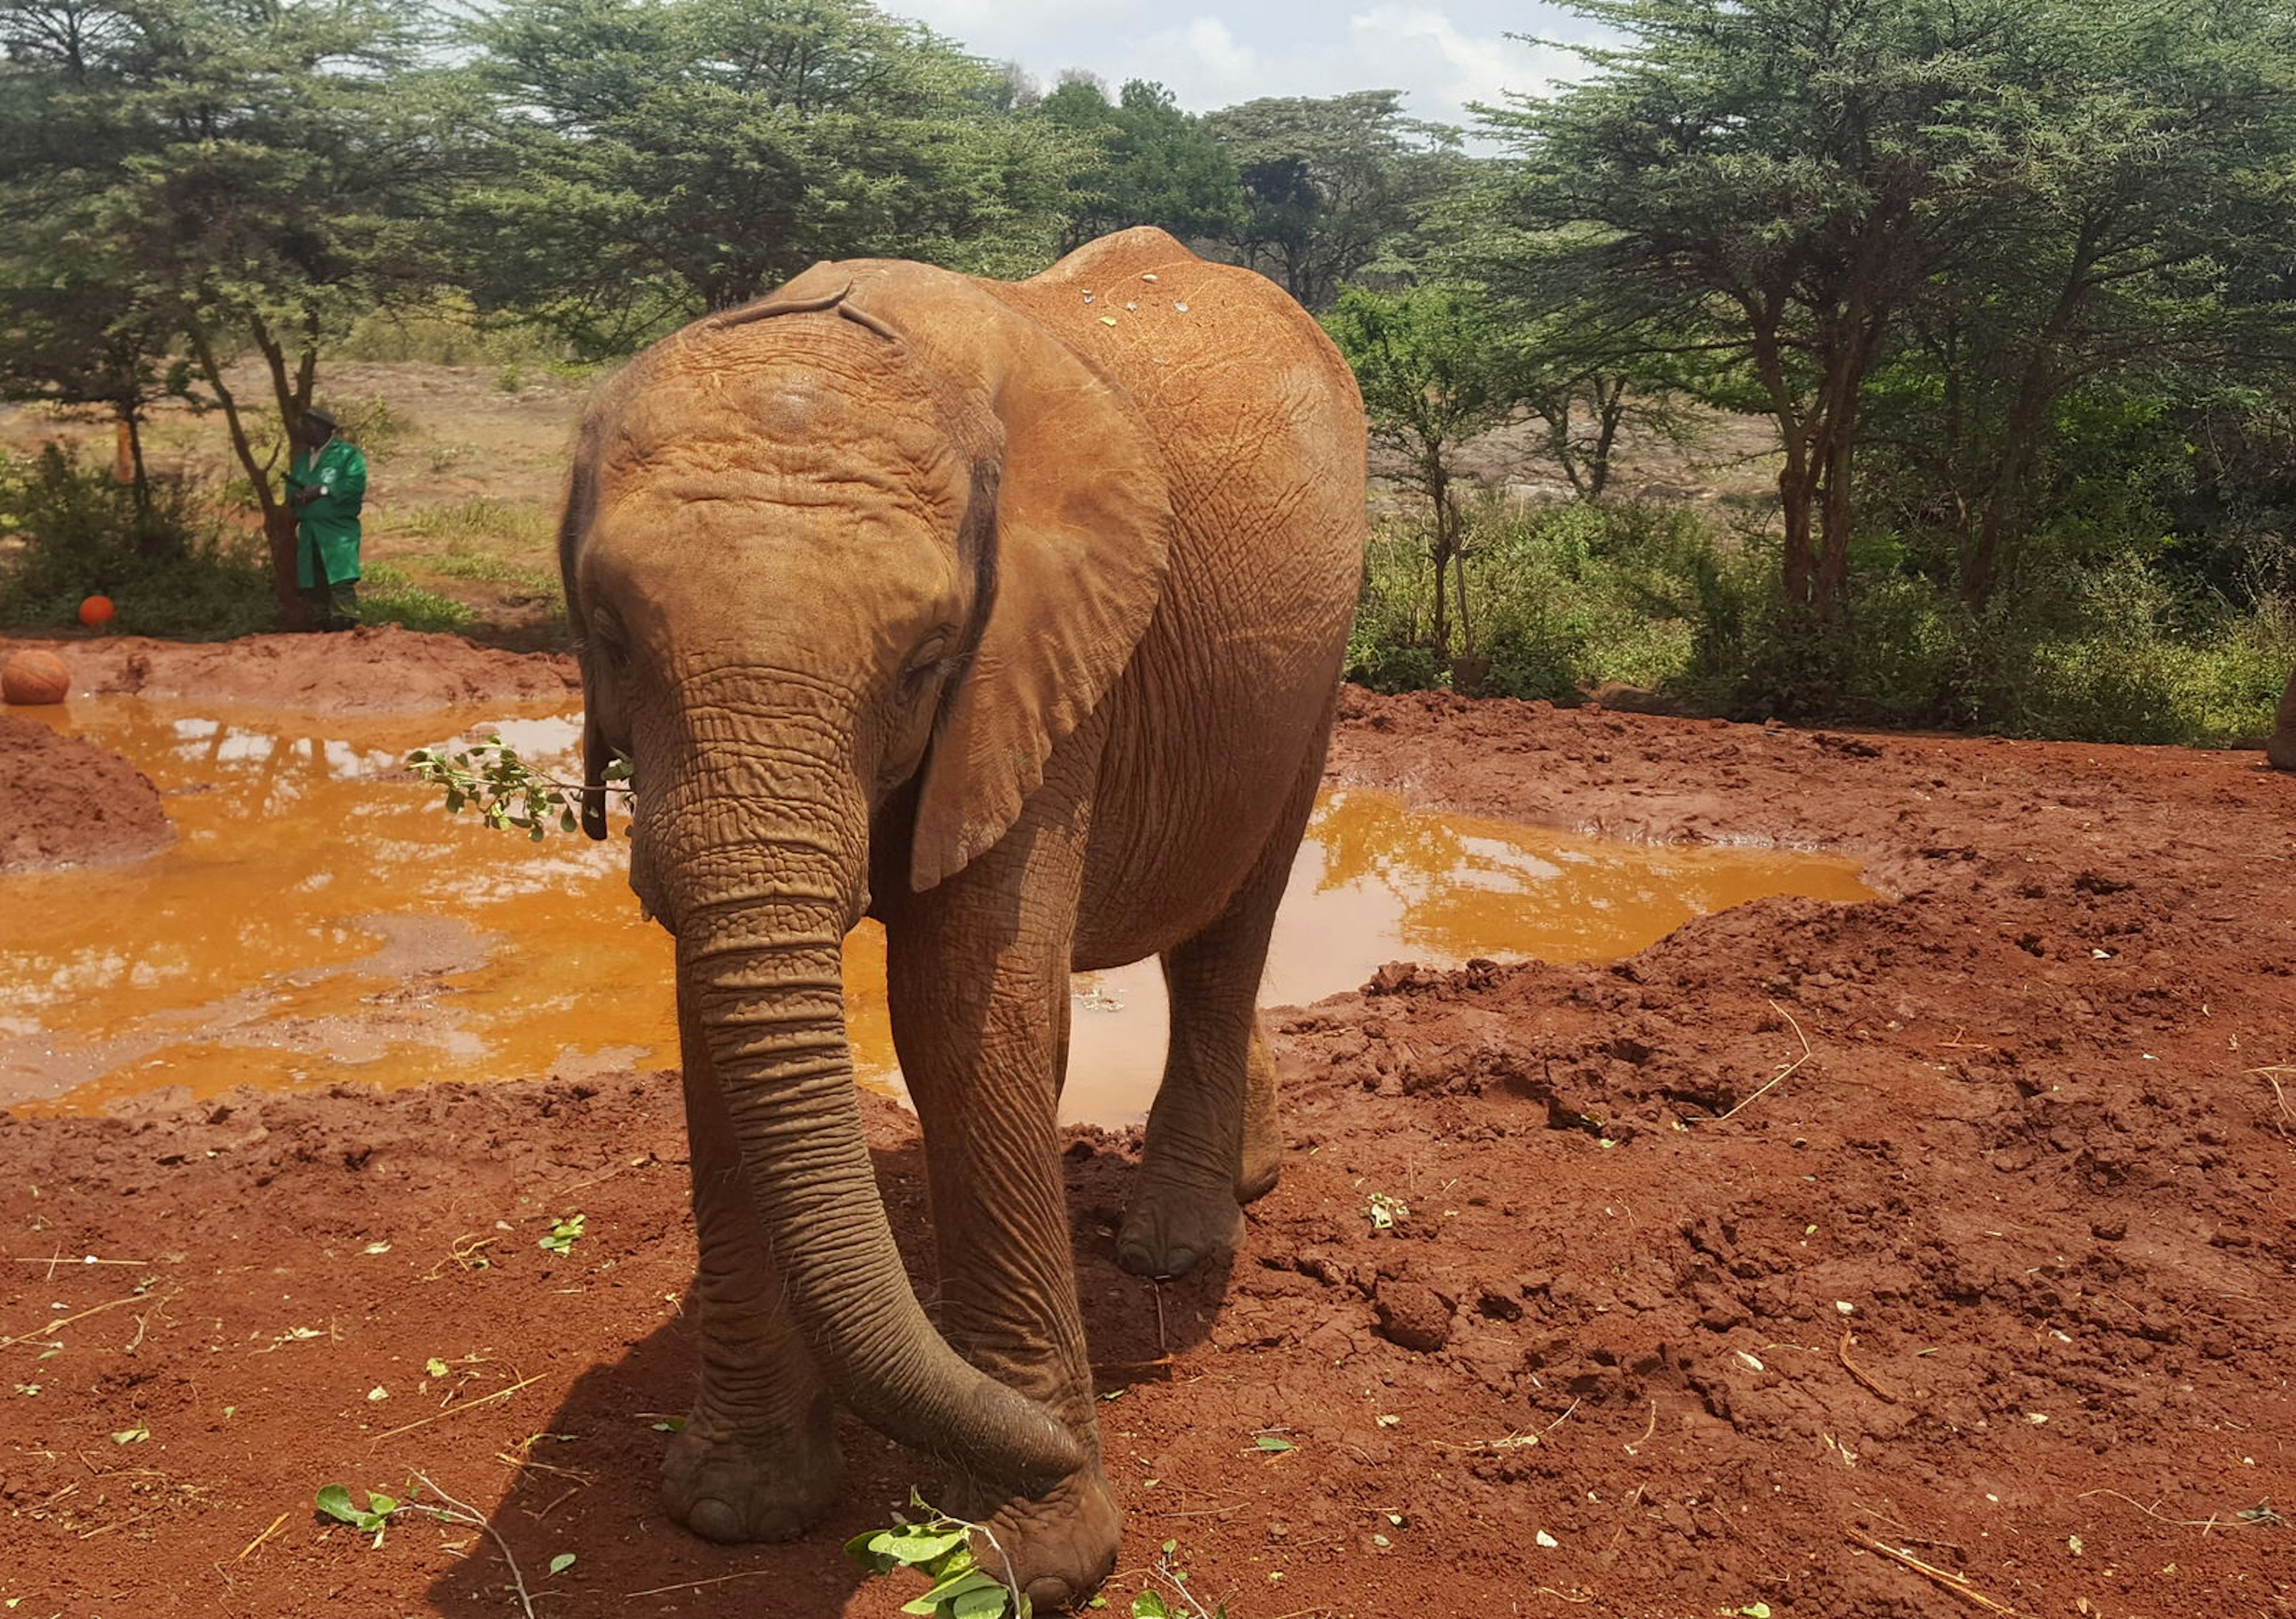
(2, 700, 1873, 1124)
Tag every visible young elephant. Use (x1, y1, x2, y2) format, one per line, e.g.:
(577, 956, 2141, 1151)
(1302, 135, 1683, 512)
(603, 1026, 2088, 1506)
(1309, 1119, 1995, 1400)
(561, 228, 1365, 1606)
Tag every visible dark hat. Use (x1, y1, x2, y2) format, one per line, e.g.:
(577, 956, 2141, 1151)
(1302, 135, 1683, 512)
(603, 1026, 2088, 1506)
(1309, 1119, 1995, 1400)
(303, 405, 337, 430)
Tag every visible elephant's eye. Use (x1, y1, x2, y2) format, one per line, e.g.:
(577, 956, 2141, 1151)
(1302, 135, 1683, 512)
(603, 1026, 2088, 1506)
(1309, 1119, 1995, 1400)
(900, 633, 951, 695)
(588, 614, 630, 672)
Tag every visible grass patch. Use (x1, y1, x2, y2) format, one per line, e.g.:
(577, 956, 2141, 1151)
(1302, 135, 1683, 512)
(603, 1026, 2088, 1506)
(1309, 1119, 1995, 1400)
(425, 551, 558, 590)
(398, 498, 555, 548)
(360, 562, 477, 633)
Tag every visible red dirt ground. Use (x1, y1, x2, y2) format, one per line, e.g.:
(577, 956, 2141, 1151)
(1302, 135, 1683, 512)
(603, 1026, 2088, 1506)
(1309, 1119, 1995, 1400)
(1, 637, 2291, 1619)
(0, 713, 170, 872)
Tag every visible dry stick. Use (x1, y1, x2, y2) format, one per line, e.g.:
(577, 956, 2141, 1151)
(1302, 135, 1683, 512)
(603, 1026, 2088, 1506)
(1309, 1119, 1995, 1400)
(237, 1511, 290, 1560)
(1624, 1398, 1659, 1455)
(1712, 1002, 1815, 1123)
(410, 1471, 535, 1619)
(0, 1291, 150, 1352)
(2075, 1487, 2231, 1532)
(1845, 1529, 2021, 1615)
(624, 1569, 781, 1599)
(371, 1373, 544, 1444)
(1837, 1328, 1901, 1405)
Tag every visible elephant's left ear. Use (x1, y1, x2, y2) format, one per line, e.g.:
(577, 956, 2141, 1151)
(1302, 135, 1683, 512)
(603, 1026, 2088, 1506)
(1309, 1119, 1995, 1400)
(896, 278, 1174, 891)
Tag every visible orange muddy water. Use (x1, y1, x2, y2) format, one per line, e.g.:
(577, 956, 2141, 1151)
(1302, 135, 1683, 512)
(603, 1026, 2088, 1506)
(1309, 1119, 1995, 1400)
(1, 700, 1873, 1122)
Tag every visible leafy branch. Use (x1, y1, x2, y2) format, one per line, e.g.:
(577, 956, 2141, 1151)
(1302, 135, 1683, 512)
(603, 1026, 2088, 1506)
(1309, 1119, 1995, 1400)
(316, 1472, 563, 1618)
(1131, 1538, 1230, 1619)
(847, 1490, 1030, 1618)
(405, 737, 630, 841)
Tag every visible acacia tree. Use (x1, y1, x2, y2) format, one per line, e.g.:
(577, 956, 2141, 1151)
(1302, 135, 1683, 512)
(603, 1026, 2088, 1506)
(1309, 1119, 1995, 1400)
(463, 0, 1086, 353)
(0, 0, 190, 525)
(1, 0, 477, 623)
(1488, 0, 2066, 617)
(1861, 1, 2296, 603)
(1324, 285, 1519, 663)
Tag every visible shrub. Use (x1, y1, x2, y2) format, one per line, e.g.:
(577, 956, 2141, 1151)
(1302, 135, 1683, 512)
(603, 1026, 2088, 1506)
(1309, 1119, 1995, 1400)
(0, 446, 273, 638)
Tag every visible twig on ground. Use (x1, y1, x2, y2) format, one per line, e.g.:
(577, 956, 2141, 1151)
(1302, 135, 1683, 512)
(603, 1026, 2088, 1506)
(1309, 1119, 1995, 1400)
(410, 1471, 535, 1619)
(624, 1569, 780, 1598)
(371, 1373, 544, 1444)
(237, 1511, 290, 1560)
(1542, 1398, 1582, 1435)
(1708, 1001, 1815, 1123)
(1837, 1328, 1900, 1404)
(1938, 1029, 1996, 1051)
(1624, 1398, 1659, 1455)
(2252, 1068, 2295, 1138)
(2077, 1487, 2246, 1533)
(0, 1291, 152, 1352)
(1846, 1529, 2020, 1614)
(1430, 1431, 1540, 1452)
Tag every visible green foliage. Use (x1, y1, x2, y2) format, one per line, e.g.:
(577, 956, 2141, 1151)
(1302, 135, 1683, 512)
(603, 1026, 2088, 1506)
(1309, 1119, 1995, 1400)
(459, 0, 1088, 353)
(315, 1483, 402, 1546)
(1039, 77, 1241, 253)
(1128, 1539, 1228, 1619)
(0, 446, 272, 638)
(1482, 0, 2296, 615)
(848, 1495, 1028, 1618)
(402, 498, 555, 547)
(537, 1212, 585, 1254)
(406, 736, 628, 839)
(1348, 496, 1709, 700)
(1205, 90, 1465, 310)
(359, 565, 477, 633)
(1325, 285, 1522, 660)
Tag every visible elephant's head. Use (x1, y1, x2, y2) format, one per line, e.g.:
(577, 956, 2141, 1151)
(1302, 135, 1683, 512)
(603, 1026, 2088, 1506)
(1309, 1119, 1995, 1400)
(558, 264, 1173, 1488)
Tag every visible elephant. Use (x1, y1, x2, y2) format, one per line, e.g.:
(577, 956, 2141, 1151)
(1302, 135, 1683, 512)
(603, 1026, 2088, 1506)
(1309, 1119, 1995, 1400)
(558, 227, 1366, 1606)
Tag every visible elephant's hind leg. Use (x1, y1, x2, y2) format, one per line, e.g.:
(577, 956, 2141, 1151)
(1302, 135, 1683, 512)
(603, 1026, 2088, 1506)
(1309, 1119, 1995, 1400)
(662, 981, 842, 1543)
(1116, 743, 1317, 1278)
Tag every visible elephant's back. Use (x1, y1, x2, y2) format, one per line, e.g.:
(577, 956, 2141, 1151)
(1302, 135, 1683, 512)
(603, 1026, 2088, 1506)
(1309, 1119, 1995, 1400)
(1000, 236, 1368, 962)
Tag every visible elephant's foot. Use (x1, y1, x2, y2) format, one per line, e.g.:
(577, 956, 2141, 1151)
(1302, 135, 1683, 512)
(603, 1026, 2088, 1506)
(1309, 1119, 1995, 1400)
(661, 1399, 841, 1543)
(956, 1462, 1123, 1613)
(1117, 1172, 1245, 1277)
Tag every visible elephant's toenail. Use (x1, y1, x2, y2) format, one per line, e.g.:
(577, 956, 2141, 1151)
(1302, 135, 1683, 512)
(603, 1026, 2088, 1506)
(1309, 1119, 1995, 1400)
(1165, 1246, 1199, 1276)
(688, 1497, 743, 1543)
(1025, 1575, 1079, 1612)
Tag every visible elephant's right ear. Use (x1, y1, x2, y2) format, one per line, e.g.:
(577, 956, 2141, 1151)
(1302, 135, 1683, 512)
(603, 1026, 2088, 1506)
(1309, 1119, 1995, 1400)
(891, 279, 1174, 892)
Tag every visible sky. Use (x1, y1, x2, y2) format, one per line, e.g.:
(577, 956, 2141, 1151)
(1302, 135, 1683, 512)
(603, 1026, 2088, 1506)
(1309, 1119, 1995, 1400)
(893, 2, 1607, 135)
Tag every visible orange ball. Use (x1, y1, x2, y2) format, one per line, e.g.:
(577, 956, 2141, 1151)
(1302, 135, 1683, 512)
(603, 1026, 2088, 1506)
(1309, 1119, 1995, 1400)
(2, 648, 70, 706)
(78, 595, 115, 628)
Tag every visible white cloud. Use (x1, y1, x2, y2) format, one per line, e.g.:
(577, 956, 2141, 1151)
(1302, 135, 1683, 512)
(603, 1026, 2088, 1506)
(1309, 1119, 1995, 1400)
(894, 2, 1602, 133)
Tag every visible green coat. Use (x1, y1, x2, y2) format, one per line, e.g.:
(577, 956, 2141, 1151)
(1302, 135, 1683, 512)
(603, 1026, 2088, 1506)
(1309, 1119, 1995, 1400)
(287, 438, 368, 587)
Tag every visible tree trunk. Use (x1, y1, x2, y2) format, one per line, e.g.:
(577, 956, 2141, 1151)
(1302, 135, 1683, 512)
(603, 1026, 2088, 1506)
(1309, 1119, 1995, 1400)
(1425, 461, 1453, 663)
(188, 322, 311, 629)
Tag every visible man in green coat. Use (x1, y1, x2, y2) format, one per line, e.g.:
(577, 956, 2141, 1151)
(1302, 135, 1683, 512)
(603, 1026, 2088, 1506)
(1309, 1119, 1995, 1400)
(286, 405, 367, 632)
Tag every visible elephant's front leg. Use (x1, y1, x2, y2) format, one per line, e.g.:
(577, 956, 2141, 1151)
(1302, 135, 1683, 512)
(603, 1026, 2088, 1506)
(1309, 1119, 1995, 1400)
(662, 978, 842, 1542)
(886, 796, 1120, 1611)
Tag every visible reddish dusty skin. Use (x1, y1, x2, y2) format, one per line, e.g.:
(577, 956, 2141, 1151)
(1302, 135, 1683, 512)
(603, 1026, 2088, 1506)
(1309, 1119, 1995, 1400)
(0, 642, 2292, 1618)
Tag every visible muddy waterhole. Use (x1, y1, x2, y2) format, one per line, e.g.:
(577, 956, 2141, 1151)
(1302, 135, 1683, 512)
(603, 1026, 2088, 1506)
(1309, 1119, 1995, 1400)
(2, 699, 1871, 1118)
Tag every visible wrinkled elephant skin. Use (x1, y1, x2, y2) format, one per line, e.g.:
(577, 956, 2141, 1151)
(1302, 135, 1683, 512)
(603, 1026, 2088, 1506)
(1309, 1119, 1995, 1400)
(556, 229, 1367, 1606)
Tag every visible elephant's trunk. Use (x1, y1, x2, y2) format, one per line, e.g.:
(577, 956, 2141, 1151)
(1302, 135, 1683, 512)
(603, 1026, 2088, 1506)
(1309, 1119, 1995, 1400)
(671, 847, 1084, 1490)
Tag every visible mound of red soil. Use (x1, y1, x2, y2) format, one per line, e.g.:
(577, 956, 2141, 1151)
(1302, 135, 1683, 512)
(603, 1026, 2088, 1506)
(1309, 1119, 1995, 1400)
(11, 624, 579, 712)
(2, 667, 2292, 1618)
(0, 712, 170, 870)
